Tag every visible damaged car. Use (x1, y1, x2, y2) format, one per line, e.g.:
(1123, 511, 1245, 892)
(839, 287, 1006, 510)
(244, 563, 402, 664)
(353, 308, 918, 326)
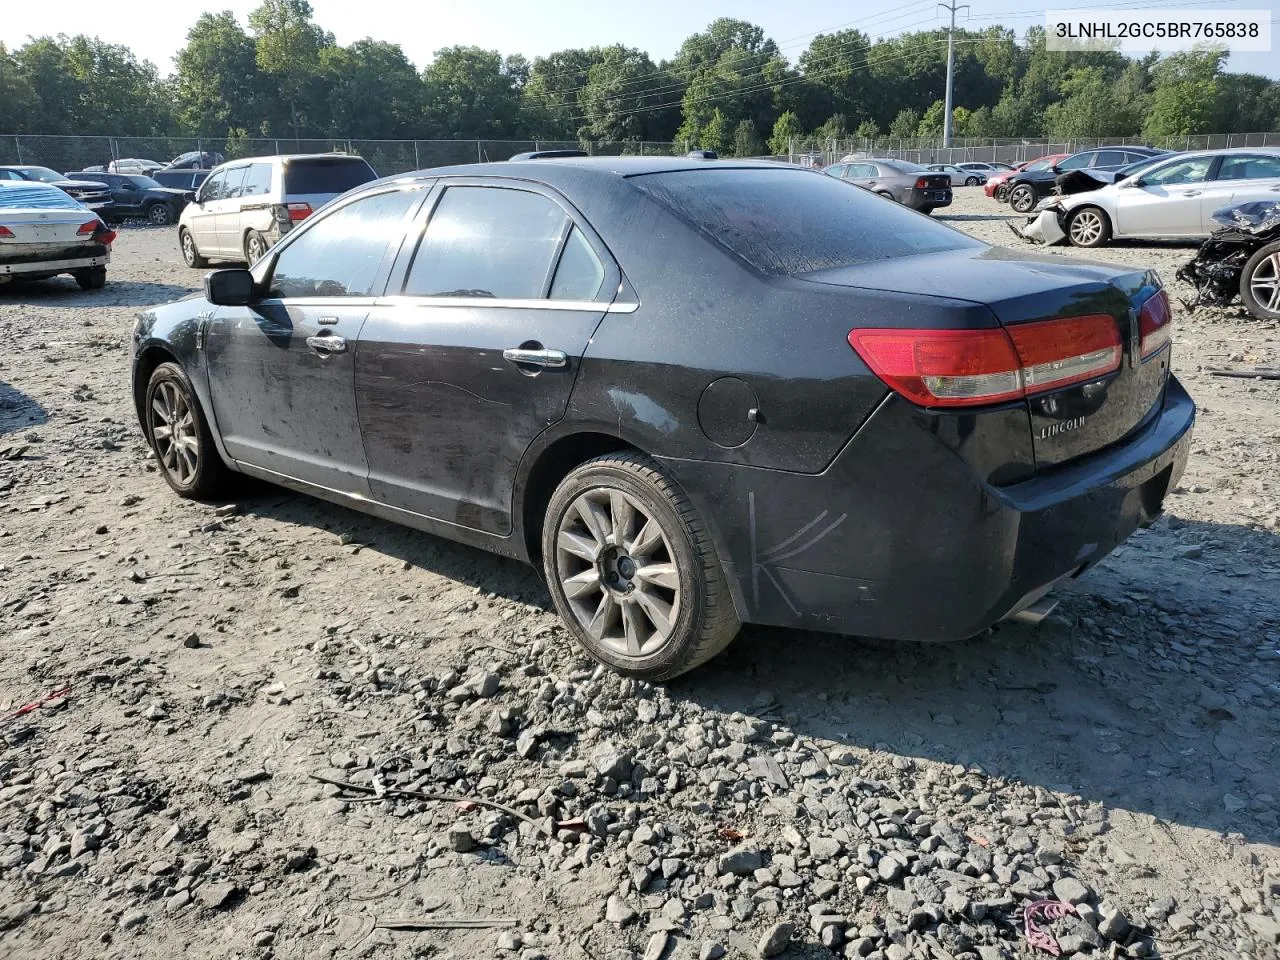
(1010, 149, 1280, 249)
(1178, 200, 1280, 321)
(0, 181, 116, 289)
(1005, 146, 1170, 213)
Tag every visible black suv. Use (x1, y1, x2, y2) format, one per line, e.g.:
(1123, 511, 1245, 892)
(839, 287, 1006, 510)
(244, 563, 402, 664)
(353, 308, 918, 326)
(66, 172, 194, 225)
(1006, 146, 1171, 212)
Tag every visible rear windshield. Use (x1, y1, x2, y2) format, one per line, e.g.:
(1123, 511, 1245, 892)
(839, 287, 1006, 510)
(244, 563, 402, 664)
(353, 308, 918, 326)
(882, 160, 927, 173)
(630, 167, 980, 276)
(284, 158, 377, 195)
(0, 184, 82, 209)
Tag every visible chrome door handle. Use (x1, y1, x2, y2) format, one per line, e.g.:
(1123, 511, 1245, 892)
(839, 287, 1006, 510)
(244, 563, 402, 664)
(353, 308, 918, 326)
(1184, 190, 1202, 197)
(306, 334, 347, 354)
(503, 348, 567, 369)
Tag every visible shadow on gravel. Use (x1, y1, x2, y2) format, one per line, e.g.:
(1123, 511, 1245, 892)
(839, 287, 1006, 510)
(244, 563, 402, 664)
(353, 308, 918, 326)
(669, 517, 1280, 845)
(226, 482, 1280, 842)
(0, 277, 194, 303)
(0, 381, 49, 435)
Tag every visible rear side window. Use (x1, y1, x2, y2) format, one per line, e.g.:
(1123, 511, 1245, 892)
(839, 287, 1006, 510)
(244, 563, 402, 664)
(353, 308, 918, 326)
(404, 186, 568, 299)
(630, 167, 980, 276)
(824, 164, 847, 178)
(242, 163, 273, 197)
(284, 158, 377, 195)
(1094, 151, 1127, 167)
(270, 189, 422, 299)
(550, 227, 606, 301)
(1056, 154, 1092, 171)
(1217, 155, 1280, 180)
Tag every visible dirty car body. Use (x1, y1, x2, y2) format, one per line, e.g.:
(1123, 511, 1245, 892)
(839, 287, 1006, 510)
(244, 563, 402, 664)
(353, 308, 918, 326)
(1178, 200, 1280, 318)
(130, 158, 1193, 664)
(825, 159, 952, 212)
(0, 181, 115, 285)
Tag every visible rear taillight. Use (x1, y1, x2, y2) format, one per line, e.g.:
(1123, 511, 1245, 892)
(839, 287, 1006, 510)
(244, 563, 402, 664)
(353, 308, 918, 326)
(0, 226, 13, 238)
(287, 202, 312, 222)
(848, 315, 1122, 409)
(1137, 288, 1172, 359)
(77, 221, 97, 236)
(96, 227, 118, 246)
(915, 177, 929, 189)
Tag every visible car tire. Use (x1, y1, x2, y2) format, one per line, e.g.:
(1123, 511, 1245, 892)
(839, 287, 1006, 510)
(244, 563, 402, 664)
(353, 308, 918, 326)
(179, 228, 208, 268)
(995, 183, 1011, 202)
(542, 452, 740, 681)
(920, 206, 935, 215)
(244, 230, 268, 265)
(74, 266, 107, 291)
(965, 176, 980, 186)
(1240, 240, 1280, 320)
(144, 362, 233, 500)
(1066, 206, 1112, 248)
(146, 202, 173, 226)
(876, 190, 896, 202)
(1009, 184, 1037, 213)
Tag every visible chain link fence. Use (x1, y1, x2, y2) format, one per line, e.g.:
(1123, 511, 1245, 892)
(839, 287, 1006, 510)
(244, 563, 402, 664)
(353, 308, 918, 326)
(0, 135, 684, 175)
(792, 132, 1280, 166)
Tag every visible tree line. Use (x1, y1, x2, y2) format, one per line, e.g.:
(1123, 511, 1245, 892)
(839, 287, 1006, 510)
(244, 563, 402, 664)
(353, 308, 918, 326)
(2, 0, 1278, 156)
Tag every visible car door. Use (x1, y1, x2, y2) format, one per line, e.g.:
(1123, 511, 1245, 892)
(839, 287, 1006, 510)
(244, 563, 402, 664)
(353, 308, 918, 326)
(204, 185, 428, 494)
(215, 165, 250, 256)
(188, 171, 225, 253)
(111, 175, 146, 216)
(1202, 154, 1280, 226)
(1113, 156, 1214, 236)
(355, 179, 620, 534)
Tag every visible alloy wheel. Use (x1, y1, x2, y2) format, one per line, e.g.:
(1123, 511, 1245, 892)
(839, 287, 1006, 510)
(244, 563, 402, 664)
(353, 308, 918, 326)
(150, 381, 199, 485)
(1070, 210, 1105, 246)
(554, 488, 680, 659)
(1249, 252, 1280, 313)
(181, 232, 196, 266)
(246, 233, 266, 263)
(149, 204, 172, 225)
(1010, 186, 1034, 212)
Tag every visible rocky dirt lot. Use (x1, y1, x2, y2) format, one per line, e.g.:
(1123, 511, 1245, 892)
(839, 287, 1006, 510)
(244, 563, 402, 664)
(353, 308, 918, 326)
(1, 189, 1279, 960)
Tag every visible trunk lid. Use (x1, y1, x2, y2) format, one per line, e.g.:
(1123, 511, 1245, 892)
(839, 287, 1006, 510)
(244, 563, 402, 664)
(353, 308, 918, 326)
(0, 208, 101, 247)
(919, 173, 952, 191)
(805, 247, 1171, 472)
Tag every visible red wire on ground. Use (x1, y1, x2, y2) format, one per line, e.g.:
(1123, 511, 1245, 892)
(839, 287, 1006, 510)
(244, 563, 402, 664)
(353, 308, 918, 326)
(2, 685, 72, 724)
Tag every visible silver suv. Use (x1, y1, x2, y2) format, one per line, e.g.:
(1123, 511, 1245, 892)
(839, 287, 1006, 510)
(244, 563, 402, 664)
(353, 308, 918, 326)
(177, 154, 378, 267)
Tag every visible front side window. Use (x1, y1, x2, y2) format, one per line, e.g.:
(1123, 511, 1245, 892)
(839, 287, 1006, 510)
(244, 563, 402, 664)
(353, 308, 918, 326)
(404, 186, 569, 299)
(1025, 157, 1055, 172)
(824, 164, 847, 178)
(1094, 151, 1127, 167)
(222, 167, 249, 199)
(1217, 155, 1280, 181)
(847, 163, 876, 178)
(199, 172, 227, 202)
(270, 189, 422, 299)
(1142, 158, 1212, 186)
(1056, 153, 1092, 171)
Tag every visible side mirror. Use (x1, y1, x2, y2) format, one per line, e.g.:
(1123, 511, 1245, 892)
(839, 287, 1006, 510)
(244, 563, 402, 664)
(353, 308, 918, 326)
(1050, 164, 1061, 174)
(204, 268, 255, 307)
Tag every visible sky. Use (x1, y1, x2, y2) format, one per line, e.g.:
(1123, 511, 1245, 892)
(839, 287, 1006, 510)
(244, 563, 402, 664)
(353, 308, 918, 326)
(4, 0, 1279, 78)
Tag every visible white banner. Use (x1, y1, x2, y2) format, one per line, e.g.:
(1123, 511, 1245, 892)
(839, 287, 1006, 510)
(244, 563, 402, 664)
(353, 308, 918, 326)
(1045, 9, 1272, 53)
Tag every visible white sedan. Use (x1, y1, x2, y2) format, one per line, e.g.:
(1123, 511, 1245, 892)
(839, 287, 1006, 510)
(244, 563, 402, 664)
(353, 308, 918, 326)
(0, 181, 116, 289)
(1014, 148, 1280, 248)
(927, 163, 986, 186)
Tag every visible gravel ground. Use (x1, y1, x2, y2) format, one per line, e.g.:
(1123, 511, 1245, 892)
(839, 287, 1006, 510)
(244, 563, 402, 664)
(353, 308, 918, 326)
(2, 190, 1279, 960)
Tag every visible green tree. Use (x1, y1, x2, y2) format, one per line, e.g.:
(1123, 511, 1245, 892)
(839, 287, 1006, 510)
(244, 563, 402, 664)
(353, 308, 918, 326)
(732, 118, 762, 156)
(423, 46, 528, 139)
(1143, 49, 1225, 139)
(1216, 73, 1280, 134)
(887, 108, 921, 138)
(916, 100, 945, 136)
(768, 110, 803, 155)
(322, 39, 422, 138)
(249, 0, 333, 139)
(0, 42, 43, 132)
(700, 108, 732, 154)
(579, 45, 681, 144)
(815, 113, 847, 141)
(799, 30, 871, 123)
(525, 49, 604, 139)
(854, 119, 880, 140)
(173, 12, 263, 136)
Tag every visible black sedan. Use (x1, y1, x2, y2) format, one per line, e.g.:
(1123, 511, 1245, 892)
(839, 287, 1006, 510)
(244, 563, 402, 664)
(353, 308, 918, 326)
(1006, 146, 1171, 213)
(129, 158, 1194, 680)
(66, 172, 192, 225)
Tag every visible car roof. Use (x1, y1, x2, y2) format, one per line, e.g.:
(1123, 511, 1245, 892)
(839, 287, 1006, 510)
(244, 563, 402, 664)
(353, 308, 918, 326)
(215, 153, 369, 166)
(361, 156, 790, 191)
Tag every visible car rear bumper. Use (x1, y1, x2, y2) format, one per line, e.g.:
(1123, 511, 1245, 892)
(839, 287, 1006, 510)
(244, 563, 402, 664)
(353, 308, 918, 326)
(0, 248, 110, 278)
(906, 188, 952, 210)
(658, 376, 1194, 641)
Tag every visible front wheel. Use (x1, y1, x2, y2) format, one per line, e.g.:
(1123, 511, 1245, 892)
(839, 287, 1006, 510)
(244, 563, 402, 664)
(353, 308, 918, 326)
(995, 183, 1011, 203)
(244, 230, 268, 265)
(145, 362, 233, 499)
(965, 176, 980, 186)
(179, 228, 207, 268)
(1241, 241, 1280, 320)
(74, 266, 106, 290)
(1067, 207, 1112, 248)
(542, 453, 740, 681)
(1009, 184, 1037, 213)
(146, 202, 173, 226)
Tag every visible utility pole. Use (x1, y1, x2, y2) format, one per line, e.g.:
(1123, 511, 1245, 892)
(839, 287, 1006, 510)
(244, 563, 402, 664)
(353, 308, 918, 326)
(939, 0, 969, 148)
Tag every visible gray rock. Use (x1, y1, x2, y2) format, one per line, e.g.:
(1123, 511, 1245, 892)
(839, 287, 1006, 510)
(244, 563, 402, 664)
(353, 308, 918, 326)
(1097, 903, 1130, 940)
(813, 878, 839, 900)
(821, 923, 843, 949)
(877, 856, 903, 882)
(811, 913, 843, 935)
(118, 910, 147, 930)
(1167, 912, 1197, 933)
(700, 942, 726, 960)
(474, 671, 501, 698)
(1052, 876, 1093, 905)
(593, 741, 634, 781)
(809, 836, 843, 861)
(845, 937, 875, 958)
(497, 930, 523, 952)
(1244, 913, 1280, 945)
(887, 888, 917, 915)
(758, 921, 795, 957)
(447, 826, 476, 853)
(1056, 915, 1104, 952)
(643, 931, 670, 960)
(197, 882, 237, 910)
(886, 946, 910, 960)
(717, 846, 763, 876)
(165, 891, 192, 913)
(606, 895, 639, 926)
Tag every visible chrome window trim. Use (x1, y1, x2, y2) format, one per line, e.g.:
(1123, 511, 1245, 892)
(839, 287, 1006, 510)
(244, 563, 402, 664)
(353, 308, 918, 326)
(374, 295, 638, 314)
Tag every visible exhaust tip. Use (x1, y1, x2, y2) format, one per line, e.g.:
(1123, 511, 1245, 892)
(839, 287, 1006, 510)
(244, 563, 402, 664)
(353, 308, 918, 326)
(1010, 595, 1059, 625)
